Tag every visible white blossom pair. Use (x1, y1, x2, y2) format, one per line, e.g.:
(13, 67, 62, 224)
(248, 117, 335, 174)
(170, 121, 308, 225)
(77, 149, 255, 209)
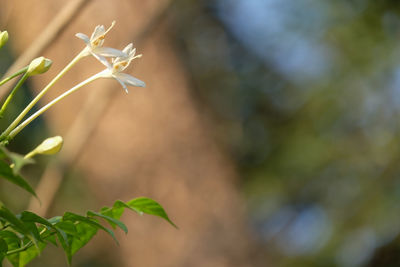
(75, 21, 145, 92)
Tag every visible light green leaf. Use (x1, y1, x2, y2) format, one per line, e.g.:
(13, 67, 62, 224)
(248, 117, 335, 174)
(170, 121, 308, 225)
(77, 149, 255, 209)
(63, 212, 118, 244)
(17, 241, 46, 267)
(70, 222, 97, 257)
(127, 197, 176, 228)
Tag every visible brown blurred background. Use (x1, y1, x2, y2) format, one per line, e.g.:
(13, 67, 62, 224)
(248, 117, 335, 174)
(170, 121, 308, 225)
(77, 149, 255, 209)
(3, 0, 400, 266)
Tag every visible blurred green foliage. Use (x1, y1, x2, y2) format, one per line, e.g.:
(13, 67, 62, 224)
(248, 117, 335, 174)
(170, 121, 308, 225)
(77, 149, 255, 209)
(171, 0, 400, 266)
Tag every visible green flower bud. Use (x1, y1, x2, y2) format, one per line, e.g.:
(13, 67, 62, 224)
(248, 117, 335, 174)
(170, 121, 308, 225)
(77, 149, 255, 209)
(26, 136, 63, 159)
(0, 31, 8, 49)
(27, 57, 52, 76)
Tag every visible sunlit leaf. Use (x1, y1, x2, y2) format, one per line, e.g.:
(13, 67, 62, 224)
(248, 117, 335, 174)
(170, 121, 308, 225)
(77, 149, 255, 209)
(127, 197, 176, 228)
(70, 222, 97, 257)
(17, 241, 46, 267)
(63, 212, 118, 244)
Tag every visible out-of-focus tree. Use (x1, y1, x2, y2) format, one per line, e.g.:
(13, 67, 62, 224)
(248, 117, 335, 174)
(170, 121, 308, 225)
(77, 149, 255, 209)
(170, 0, 400, 266)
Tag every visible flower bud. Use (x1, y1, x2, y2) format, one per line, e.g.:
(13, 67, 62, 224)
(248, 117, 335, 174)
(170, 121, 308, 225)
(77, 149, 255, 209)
(0, 31, 8, 49)
(30, 136, 63, 157)
(27, 57, 52, 76)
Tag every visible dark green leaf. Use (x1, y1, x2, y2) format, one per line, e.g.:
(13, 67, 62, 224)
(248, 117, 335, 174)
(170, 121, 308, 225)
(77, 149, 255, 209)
(0, 206, 27, 234)
(55, 221, 78, 238)
(55, 231, 71, 264)
(87, 211, 127, 233)
(0, 238, 7, 254)
(4, 151, 33, 176)
(0, 161, 37, 198)
(20, 211, 52, 229)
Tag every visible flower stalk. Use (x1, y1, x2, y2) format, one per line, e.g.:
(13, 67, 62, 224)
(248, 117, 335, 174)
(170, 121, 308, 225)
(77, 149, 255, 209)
(0, 66, 28, 87)
(0, 49, 86, 140)
(6, 72, 102, 140)
(0, 72, 29, 118)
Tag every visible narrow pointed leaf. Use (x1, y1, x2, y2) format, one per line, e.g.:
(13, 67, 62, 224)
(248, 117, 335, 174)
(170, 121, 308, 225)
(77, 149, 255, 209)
(63, 213, 118, 244)
(0, 161, 37, 198)
(87, 211, 127, 233)
(127, 197, 176, 228)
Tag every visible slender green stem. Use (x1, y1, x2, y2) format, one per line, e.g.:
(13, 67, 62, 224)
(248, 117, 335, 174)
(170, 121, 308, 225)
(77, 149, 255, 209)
(0, 66, 28, 87)
(0, 72, 29, 117)
(0, 49, 87, 140)
(6, 73, 102, 140)
(6, 240, 33, 255)
(6, 227, 53, 256)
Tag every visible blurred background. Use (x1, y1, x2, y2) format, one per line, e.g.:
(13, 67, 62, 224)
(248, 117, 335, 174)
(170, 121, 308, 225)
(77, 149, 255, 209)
(2, 0, 400, 266)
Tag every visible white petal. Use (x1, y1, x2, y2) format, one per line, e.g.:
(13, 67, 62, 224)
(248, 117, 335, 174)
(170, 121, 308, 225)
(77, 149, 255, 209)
(91, 25, 105, 40)
(113, 75, 129, 93)
(93, 47, 126, 58)
(122, 43, 133, 54)
(116, 73, 146, 87)
(75, 33, 90, 44)
(90, 52, 112, 69)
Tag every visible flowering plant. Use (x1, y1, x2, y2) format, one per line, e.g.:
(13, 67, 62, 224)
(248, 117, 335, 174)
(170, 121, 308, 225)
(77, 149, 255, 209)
(0, 23, 174, 266)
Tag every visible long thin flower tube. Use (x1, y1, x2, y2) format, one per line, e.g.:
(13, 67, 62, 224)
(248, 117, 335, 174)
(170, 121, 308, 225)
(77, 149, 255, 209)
(5, 73, 102, 141)
(4, 43, 145, 141)
(0, 49, 86, 141)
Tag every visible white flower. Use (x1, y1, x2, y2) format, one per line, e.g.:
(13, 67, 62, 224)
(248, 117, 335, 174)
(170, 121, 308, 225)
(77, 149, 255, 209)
(75, 21, 125, 62)
(98, 43, 145, 93)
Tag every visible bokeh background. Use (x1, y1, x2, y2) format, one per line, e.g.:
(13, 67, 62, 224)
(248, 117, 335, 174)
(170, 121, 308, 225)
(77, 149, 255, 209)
(2, 0, 400, 266)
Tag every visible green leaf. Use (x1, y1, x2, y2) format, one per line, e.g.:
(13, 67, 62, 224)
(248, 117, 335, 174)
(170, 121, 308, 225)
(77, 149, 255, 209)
(0, 238, 7, 267)
(0, 148, 7, 160)
(17, 241, 46, 267)
(0, 206, 28, 234)
(63, 212, 118, 244)
(127, 197, 176, 228)
(20, 222, 41, 246)
(0, 238, 7, 254)
(2, 149, 33, 176)
(100, 205, 124, 221)
(87, 211, 128, 233)
(70, 222, 97, 258)
(19, 211, 52, 229)
(0, 231, 19, 249)
(43, 233, 57, 247)
(55, 230, 71, 264)
(55, 221, 78, 237)
(0, 161, 37, 198)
